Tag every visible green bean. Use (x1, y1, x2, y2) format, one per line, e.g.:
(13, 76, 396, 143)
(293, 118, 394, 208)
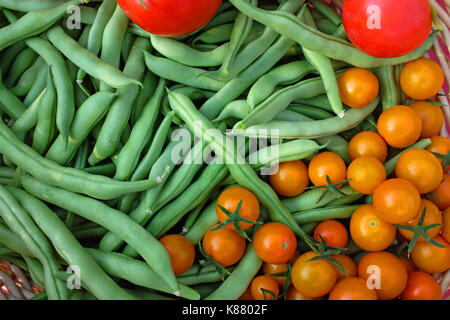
(89, 38, 151, 165)
(131, 71, 158, 125)
(121, 32, 136, 63)
(300, 222, 318, 234)
(229, 0, 437, 67)
(81, 163, 116, 177)
(234, 76, 329, 131)
(73, 140, 89, 172)
(99, 4, 129, 91)
(282, 184, 357, 213)
(77, 0, 116, 83)
(288, 103, 334, 120)
(326, 191, 364, 206)
(295, 93, 334, 112)
(168, 91, 311, 242)
(11, 57, 46, 97)
(220, 0, 256, 76)
(0, 221, 34, 257)
(205, 244, 262, 300)
(203, 9, 238, 30)
(0, 69, 27, 119)
(20, 175, 180, 293)
(0, 41, 26, 75)
(373, 66, 400, 111)
(4, 47, 37, 88)
(273, 109, 312, 122)
(384, 139, 431, 175)
(393, 64, 408, 105)
(45, 92, 116, 165)
(214, 100, 252, 122)
(193, 23, 234, 44)
(151, 35, 228, 67)
(8, 187, 137, 300)
(185, 202, 219, 245)
(72, 225, 107, 240)
(0, 120, 167, 200)
(293, 205, 361, 224)
(309, 0, 342, 26)
(32, 70, 56, 155)
(11, 89, 45, 141)
(315, 135, 351, 163)
(114, 78, 166, 181)
(178, 264, 229, 286)
(86, 248, 199, 300)
(142, 51, 227, 91)
(23, 63, 48, 107)
(315, 18, 339, 34)
(23, 256, 45, 290)
(182, 197, 211, 233)
(247, 60, 316, 108)
(0, 0, 84, 51)
(237, 96, 380, 139)
(0, 186, 68, 300)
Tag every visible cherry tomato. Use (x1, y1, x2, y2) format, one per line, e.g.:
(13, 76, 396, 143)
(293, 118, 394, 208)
(337, 68, 379, 108)
(358, 251, 408, 300)
(203, 224, 246, 267)
(313, 220, 348, 248)
(342, 0, 431, 58)
(270, 160, 309, 197)
(430, 174, 450, 210)
(239, 286, 253, 300)
(160, 234, 195, 276)
(377, 105, 422, 148)
(426, 135, 450, 172)
(216, 186, 260, 231)
(400, 58, 445, 100)
(253, 222, 297, 264)
(347, 156, 386, 194)
(398, 199, 442, 241)
(411, 235, 450, 274)
(308, 152, 347, 187)
(262, 262, 288, 286)
(399, 257, 416, 273)
(286, 285, 321, 300)
(329, 277, 378, 300)
(291, 251, 338, 298)
(250, 275, 279, 300)
(350, 204, 397, 252)
(348, 131, 388, 162)
(401, 271, 442, 300)
(442, 207, 450, 243)
(395, 149, 444, 194)
(117, 0, 222, 37)
(331, 254, 358, 280)
(409, 101, 444, 138)
(373, 178, 422, 224)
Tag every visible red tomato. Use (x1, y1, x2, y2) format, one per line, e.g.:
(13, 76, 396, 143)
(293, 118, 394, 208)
(329, 277, 378, 300)
(313, 220, 348, 249)
(160, 234, 195, 276)
(250, 275, 279, 300)
(253, 222, 297, 264)
(401, 271, 442, 300)
(342, 0, 432, 58)
(117, 0, 222, 37)
(203, 224, 246, 267)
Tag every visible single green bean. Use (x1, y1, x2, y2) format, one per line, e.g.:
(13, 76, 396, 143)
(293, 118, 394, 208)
(23, 63, 48, 107)
(0, 41, 26, 75)
(11, 57, 46, 97)
(373, 66, 400, 111)
(131, 70, 158, 125)
(0, 69, 27, 119)
(315, 135, 351, 163)
(293, 205, 361, 224)
(0, 221, 34, 257)
(295, 94, 334, 112)
(288, 103, 334, 120)
(214, 100, 252, 122)
(185, 202, 219, 245)
(4, 47, 37, 88)
(11, 89, 45, 141)
(309, 0, 342, 25)
(178, 264, 229, 286)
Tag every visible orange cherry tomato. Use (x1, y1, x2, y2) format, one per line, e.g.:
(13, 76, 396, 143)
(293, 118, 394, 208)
(160, 234, 195, 276)
(262, 262, 288, 286)
(358, 251, 408, 300)
(398, 199, 442, 241)
(331, 254, 358, 280)
(338, 68, 379, 109)
(347, 156, 387, 194)
(401, 271, 442, 300)
(442, 207, 450, 243)
(291, 251, 338, 298)
(411, 235, 450, 274)
(373, 178, 422, 224)
(399, 257, 416, 273)
(250, 275, 279, 300)
(427, 135, 450, 172)
(400, 58, 444, 100)
(239, 286, 254, 300)
(216, 186, 260, 231)
(253, 222, 297, 264)
(348, 131, 388, 162)
(313, 220, 348, 248)
(286, 285, 321, 300)
(430, 173, 450, 210)
(329, 277, 378, 300)
(203, 224, 246, 267)
(350, 204, 397, 252)
(409, 101, 444, 138)
(377, 105, 422, 148)
(269, 160, 309, 197)
(395, 149, 443, 194)
(308, 152, 347, 187)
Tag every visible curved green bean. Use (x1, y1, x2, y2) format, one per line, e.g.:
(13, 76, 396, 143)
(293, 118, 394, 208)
(4, 47, 37, 89)
(11, 57, 46, 97)
(0, 69, 27, 119)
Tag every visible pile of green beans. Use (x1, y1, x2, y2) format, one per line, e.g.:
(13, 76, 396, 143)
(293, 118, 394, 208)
(0, 0, 440, 301)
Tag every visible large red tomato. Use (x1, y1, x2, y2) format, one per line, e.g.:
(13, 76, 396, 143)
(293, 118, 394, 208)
(117, 0, 222, 37)
(342, 0, 432, 58)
